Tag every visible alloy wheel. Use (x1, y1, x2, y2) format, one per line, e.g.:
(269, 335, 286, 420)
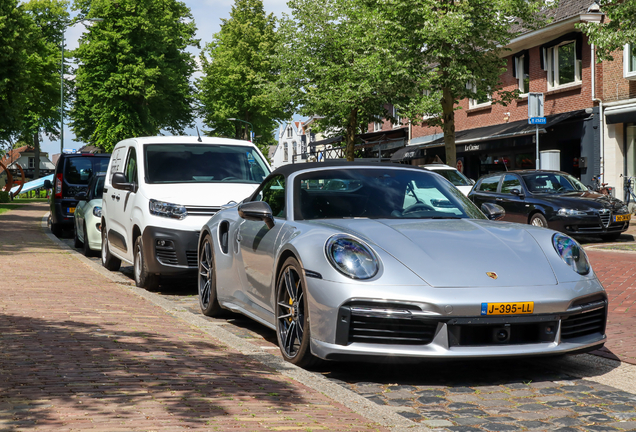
(277, 266, 305, 359)
(199, 240, 213, 309)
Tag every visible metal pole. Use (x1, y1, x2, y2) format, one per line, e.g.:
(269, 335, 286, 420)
(535, 124, 540, 169)
(60, 30, 65, 154)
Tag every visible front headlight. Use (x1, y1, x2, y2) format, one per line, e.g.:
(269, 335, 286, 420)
(325, 235, 379, 280)
(93, 206, 102, 218)
(552, 233, 590, 275)
(557, 208, 587, 216)
(149, 199, 187, 220)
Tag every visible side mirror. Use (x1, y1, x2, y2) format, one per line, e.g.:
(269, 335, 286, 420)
(481, 202, 506, 221)
(469, 178, 476, 185)
(238, 201, 275, 229)
(510, 188, 525, 197)
(112, 172, 136, 192)
(43, 179, 52, 189)
(74, 191, 88, 201)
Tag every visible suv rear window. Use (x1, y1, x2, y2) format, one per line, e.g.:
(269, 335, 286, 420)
(64, 157, 110, 185)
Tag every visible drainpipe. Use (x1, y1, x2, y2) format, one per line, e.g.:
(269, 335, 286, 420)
(591, 43, 604, 185)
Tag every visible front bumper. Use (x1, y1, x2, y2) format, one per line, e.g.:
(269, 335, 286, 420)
(548, 213, 630, 236)
(306, 277, 607, 360)
(141, 226, 200, 276)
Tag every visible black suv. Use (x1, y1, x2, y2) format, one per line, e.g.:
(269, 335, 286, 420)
(45, 152, 111, 236)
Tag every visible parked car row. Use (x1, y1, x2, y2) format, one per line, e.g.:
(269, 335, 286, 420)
(50, 145, 611, 368)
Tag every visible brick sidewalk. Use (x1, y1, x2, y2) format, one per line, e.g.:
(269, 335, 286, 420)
(587, 249, 636, 366)
(0, 203, 386, 431)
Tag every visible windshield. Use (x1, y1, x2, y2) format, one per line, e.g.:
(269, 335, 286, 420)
(430, 168, 472, 187)
(294, 168, 486, 220)
(64, 157, 110, 185)
(521, 172, 588, 193)
(144, 144, 270, 184)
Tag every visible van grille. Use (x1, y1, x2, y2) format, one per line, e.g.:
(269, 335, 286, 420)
(561, 307, 606, 340)
(186, 251, 198, 267)
(185, 206, 220, 217)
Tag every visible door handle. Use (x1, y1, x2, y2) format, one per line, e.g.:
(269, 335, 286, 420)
(115, 196, 120, 201)
(496, 198, 503, 201)
(236, 234, 242, 242)
(111, 194, 116, 200)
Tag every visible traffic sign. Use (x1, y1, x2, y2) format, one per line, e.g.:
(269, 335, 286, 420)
(528, 117, 546, 125)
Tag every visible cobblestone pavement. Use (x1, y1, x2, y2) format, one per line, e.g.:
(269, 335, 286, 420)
(46, 203, 636, 432)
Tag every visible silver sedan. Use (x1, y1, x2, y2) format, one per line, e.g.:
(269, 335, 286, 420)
(197, 162, 607, 367)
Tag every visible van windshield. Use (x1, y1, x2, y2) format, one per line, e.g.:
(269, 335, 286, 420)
(144, 144, 270, 184)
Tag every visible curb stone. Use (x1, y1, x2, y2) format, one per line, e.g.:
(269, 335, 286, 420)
(41, 213, 431, 432)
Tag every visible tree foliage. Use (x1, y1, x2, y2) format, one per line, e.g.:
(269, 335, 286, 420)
(376, 0, 550, 166)
(578, 0, 636, 62)
(197, 0, 286, 153)
(276, 0, 418, 161)
(70, 0, 199, 152)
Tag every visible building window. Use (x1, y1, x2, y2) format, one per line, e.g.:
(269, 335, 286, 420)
(468, 82, 491, 108)
(284, 143, 288, 162)
(292, 141, 297, 156)
(516, 54, 530, 94)
(287, 127, 292, 138)
(392, 106, 401, 128)
(28, 157, 35, 169)
(373, 121, 382, 132)
(624, 44, 636, 80)
(546, 41, 581, 89)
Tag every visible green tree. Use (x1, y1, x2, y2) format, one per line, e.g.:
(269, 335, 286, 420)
(70, 0, 199, 151)
(276, 0, 417, 161)
(578, 1, 636, 62)
(380, 0, 549, 166)
(21, 0, 69, 178)
(0, 0, 33, 147)
(197, 0, 286, 153)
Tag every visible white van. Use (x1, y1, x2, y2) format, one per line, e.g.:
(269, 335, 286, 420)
(101, 136, 271, 289)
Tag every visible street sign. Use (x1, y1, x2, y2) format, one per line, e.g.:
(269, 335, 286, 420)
(529, 117, 547, 125)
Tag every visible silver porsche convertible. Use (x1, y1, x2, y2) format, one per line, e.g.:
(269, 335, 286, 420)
(197, 162, 607, 367)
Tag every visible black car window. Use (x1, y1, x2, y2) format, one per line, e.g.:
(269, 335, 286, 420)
(93, 176, 105, 199)
(252, 175, 285, 218)
(125, 148, 138, 184)
(501, 175, 521, 194)
(478, 175, 502, 192)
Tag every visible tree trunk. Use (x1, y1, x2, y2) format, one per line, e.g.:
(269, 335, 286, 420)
(33, 132, 40, 179)
(345, 108, 358, 162)
(441, 86, 456, 167)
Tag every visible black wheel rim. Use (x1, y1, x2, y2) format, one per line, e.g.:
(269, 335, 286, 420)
(199, 240, 213, 309)
(277, 266, 304, 358)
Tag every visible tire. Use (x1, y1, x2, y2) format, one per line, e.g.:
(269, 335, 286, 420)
(198, 234, 223, 317)
(51, 222, 62, 237)
(134, 236, 160, 290)
(529, 213, 548, 228)
(82, 223, 94, 257)
(275, 257, 319, 368)
(73, 224, 82, 248)
(101, 224, 121, 271)
(601, 233, 621, 242)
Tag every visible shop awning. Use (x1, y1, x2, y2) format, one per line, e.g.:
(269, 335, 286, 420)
(391, 109, 588, 162)
(605, 103, 636, 125)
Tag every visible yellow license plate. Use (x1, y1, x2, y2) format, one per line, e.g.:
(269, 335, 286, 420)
(481, 302, 534, 315)
(68, 207, 75, 214)
(614, 214, 631, 222)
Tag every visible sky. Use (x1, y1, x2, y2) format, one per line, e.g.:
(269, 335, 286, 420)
(40, 0, 292, 158)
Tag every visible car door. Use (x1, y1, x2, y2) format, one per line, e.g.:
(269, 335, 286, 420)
(238, 175, 287, 318)
(106, 146, 130, 258)
(120, 146, 140, 262)
(498, 174, 528, 224)
(470, 174, 503, 210)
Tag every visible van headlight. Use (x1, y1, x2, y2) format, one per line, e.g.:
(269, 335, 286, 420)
(552, 233, 590, 275)
(325, 235, 379, 279)
(149, 199, 187, 220)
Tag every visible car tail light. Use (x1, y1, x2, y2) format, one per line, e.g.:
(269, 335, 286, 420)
(55, 173, 63, 198)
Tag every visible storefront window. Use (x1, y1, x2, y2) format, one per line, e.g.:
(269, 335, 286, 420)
(627, 125, 636, 178)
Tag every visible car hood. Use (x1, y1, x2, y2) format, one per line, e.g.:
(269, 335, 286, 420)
(311, 218, 558, 288)
(142, 183, 258, 207)
(534, 191, 625, 210)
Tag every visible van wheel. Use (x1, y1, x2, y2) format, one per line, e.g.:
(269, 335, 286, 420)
(101, 226, 121, 271)
(82, 223, 94, 257)
(134, 236, 160, 290)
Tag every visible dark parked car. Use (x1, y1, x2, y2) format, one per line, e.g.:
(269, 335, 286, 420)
(45, 152, 111, 236)
(468, 170, 631, 240)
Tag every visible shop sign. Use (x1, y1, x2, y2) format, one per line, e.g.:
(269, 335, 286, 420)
(464, 144, 480, 152)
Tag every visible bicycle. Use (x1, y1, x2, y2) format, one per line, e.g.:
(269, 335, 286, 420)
(589, 174, 611, 195)
(620, 174, 636, 211)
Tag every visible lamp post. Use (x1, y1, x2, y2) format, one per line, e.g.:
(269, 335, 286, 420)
(227, 118, 254, 142)
(60, 18, 103, 153)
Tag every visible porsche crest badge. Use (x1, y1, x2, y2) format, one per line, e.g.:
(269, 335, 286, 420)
(486, 272, 498, 280)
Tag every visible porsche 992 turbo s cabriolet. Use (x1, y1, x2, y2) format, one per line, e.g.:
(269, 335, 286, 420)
(197, 162, 607, 367)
